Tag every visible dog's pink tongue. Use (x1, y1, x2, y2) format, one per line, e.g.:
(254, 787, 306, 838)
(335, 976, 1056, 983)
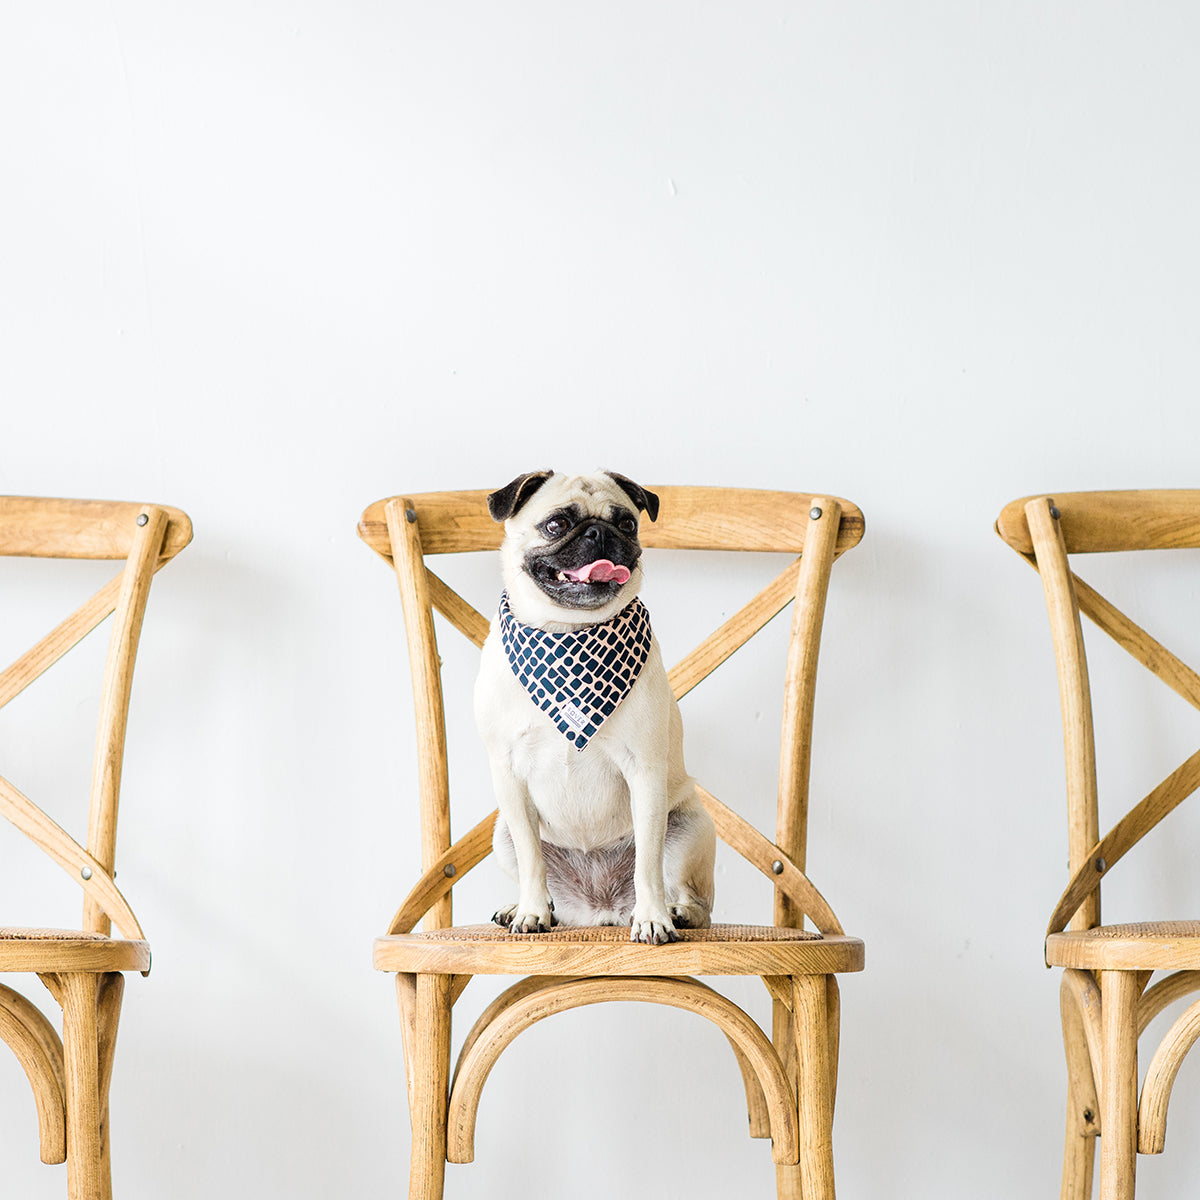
(564, 559, 631, 584)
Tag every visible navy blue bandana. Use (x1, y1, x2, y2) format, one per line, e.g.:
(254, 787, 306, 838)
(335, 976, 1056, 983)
(498, 591, 653, 751)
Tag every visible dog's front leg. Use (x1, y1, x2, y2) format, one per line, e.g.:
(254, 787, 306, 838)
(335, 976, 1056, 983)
(627, 765, 678, 945)
(492, 770, 556, 934)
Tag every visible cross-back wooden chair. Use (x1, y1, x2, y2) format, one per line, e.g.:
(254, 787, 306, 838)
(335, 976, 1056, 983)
(997, 490, 1200, 1200)
(0, 496, 191, 1200)
(359, 485, 865, 1200)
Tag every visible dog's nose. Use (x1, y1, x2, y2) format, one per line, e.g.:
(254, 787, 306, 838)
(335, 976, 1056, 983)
(584, 524, 602, 542)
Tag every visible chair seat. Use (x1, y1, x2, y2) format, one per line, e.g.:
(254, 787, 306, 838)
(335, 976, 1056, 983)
(0, 927, 150, 973)
(374, 922, 865, 976)
(1046, 921, 1200, 971)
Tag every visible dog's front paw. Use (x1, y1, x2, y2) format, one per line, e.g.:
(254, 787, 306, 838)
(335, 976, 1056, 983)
(630, 908, 679, 945)
(505, 899, 557, 934)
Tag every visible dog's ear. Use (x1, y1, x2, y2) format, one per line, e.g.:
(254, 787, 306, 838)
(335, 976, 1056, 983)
(605, 472, 660, 523)
(487, 470, 554, 522)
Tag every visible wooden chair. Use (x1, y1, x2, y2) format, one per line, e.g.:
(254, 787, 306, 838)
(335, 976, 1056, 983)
(359, 485, 866, 1199)
(997, 490, 1200, 1200)
(0, 497, 191, 1200)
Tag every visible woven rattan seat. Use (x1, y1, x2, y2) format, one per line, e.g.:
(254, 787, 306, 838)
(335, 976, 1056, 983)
(1071, 922, 1200, 940)
(406, 922, 823, 943)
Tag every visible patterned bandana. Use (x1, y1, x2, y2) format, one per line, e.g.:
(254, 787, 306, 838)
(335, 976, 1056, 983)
(498, 591, 653, 751)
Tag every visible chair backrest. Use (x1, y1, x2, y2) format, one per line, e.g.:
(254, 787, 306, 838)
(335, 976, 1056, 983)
(360, 485, 864, 935)
(0, 497, 192, 939)
(996, 490, 1200, 935)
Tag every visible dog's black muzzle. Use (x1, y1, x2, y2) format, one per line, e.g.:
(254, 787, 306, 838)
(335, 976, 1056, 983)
(525, 519, 641, 609)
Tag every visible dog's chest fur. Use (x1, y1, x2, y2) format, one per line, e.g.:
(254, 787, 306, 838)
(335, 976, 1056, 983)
(474, 624, 675, 852)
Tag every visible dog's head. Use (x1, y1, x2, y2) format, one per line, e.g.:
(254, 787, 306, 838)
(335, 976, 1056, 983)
(488, 469, 659, 629)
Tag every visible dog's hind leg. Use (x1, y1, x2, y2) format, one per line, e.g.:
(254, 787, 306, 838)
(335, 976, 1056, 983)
(664, 796, 716, 930)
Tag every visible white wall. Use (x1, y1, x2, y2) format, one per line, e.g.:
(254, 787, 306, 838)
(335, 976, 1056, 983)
(4, 4, 1200, 1197)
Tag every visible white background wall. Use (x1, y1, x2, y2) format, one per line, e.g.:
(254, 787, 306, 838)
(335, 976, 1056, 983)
(4, 4, 1200, 1197)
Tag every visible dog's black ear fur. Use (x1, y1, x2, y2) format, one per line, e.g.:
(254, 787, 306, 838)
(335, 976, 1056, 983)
(605, 472, 660, 522)
(487, 470, 555, 522)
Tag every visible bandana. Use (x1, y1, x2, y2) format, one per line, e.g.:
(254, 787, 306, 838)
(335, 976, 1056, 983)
(498, 591, 653, 751)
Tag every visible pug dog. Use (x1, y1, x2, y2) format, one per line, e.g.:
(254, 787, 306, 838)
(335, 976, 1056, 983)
(473, 469, 716, 944)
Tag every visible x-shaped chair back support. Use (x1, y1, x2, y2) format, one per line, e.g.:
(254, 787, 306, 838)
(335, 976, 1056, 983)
(997, 490, 1200, 934)
(0, 497, 192, 941)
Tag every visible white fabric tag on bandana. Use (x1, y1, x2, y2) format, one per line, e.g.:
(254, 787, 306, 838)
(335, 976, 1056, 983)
(498, 591, 652, 751)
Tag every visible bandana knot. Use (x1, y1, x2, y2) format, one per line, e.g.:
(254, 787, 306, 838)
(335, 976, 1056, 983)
(498, 591, 652, 751)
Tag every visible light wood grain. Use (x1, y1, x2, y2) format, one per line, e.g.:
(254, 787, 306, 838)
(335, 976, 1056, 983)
(388, 810, 498, 936)
(85, 508, 167, 935)
(0, 497, 191, 560)
(60, 972, 103, 1200)
(997, 490, 1200, 556)
(426, 570, 491, 649)
(360, 486, 865, 558)
(1138, 971, 1200, 1036)
(698, 786, 843, 936)
(1047, 746, 1200, 937)
(395, 973, 418, 1118)
(776, 499, 840, 931)
(1026, 497, 1101, 933)
(792, 974, 836, 1199)
(449, 973, 775, 1144)
(1047, 926, 1200, 972)
(386, 499, 453, 932)
(94, 974, 122, 1200)
(0, 982, 67, 1163)
(408, 974, 451, 1200)
(668, 556, 803, 700)
(1098, 971, 1139, 1200)
(1137, 993, 1200, 1154)
(1059, 969, 1101, 1200)
(0, 773, 146, 945)
(1070, 573, 1200, 715)
(0, 933, 149, 974)
(0, 575, 126, 713)
(445, 976, 799, 1166)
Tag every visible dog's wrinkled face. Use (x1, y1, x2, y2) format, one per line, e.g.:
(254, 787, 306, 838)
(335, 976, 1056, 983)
(489, 470, 659, 628)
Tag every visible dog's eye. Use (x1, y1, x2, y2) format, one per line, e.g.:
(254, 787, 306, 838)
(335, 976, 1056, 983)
(618, 518, 636, 535)
(543, 517, 570, 538)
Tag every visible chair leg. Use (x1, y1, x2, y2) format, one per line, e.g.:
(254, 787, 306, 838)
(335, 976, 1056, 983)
(59, 973, 105, 1200)
(791, 975, 836, 1200)
(95, 974, 125, 1200)
(1097, 972, 1138, 1200)
(1060, 974, 1099, 1200)
(1062, 1079, 1099, 1200)
(407, 974, 452, 1200)
(773, 995, 803, 1200)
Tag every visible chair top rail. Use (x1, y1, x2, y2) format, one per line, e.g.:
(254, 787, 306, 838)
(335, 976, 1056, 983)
(360, 486, 864, 558)
(0, 497, 192, 560)
(997, 490, 1200, 556)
